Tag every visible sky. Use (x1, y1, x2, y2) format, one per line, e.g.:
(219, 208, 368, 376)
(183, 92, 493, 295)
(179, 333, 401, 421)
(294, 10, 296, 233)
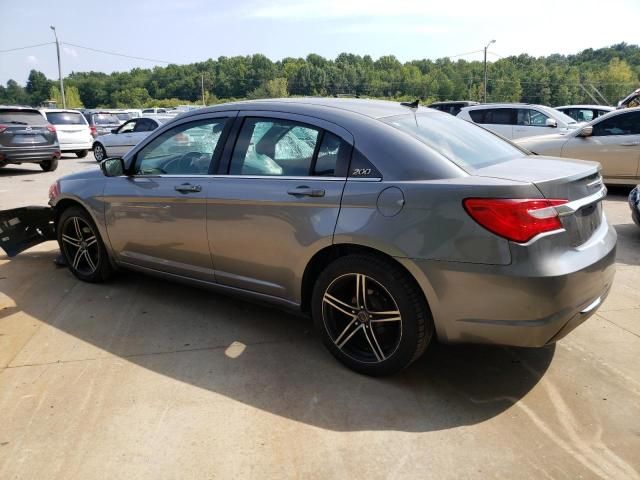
(1, 0, 639, 85)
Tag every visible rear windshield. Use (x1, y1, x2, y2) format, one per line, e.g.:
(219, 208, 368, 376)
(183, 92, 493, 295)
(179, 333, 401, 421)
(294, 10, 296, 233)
(45, 111, 86, 125)
(384, 112, 526, 169)
(0, 110, 46, 125)
(92, 113, 120, 125)
(115, 113, 131, 121)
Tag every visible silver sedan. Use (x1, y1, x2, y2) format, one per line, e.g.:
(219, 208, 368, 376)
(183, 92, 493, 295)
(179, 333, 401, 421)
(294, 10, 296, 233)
(92, 117, 166, 161)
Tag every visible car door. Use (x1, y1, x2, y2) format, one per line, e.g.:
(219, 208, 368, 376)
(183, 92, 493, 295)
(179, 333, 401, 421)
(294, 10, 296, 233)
(207, 112, 352, 302)
(125, 118, 158, 154)
(102, 114, 233, 281)
(472, 108, 514, 138)
(513, 108, 552, 139)
(106, 119, 137, 156)
(562, 111, 640, 181)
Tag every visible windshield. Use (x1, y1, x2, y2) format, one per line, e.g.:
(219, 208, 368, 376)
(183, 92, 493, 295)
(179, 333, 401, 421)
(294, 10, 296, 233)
(384, 112, 526, 169)
(543, 106, 577, 124)
(0, 110, 46, 125)
(45, 111, 86, 125)
(92, 113, 120, 125)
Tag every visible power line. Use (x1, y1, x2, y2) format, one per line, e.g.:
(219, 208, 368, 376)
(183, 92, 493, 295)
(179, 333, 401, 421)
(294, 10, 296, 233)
(0, 42, 55, 53)
(445, 49, 484, 59)
(62, 42, 176, 64)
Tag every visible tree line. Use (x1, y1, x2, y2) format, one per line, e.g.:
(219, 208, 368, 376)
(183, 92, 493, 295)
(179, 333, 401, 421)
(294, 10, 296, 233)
(1, 43, 639, 109)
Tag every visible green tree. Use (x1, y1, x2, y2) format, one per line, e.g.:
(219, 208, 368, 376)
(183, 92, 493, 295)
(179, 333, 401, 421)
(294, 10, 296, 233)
(25, 70, 52, 106)
(111, 87, 152, 107)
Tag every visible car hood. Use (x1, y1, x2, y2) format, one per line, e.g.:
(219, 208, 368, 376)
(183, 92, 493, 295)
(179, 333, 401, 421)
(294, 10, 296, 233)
(515, 133, 570, 147)
(58, 167, 103, 182)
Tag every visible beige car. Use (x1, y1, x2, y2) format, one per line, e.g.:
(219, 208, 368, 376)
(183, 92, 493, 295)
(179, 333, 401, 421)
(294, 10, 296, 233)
(517, 107, 640, 185)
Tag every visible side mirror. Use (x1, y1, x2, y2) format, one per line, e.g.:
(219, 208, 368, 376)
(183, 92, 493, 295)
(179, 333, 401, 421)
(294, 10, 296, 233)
(111, 128, 119, 134)
(100, 157, 125, 177)
(545, 118, 558, 128)
(578, 126, 593, 137)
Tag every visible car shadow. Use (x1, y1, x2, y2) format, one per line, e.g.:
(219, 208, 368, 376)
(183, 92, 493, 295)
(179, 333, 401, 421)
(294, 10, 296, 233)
(0, 246, 554, 433)
(606, 186, 633, 202)
(0, 166, 45, 176)
(614, 223, 640, 266)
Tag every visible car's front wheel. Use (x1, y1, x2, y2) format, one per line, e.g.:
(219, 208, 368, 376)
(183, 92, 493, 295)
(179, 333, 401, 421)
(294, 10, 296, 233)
(75, 150, 88, 158)
(93, 143, 106, 162)
(312, 255, 433, 376)
(57, 206, 113, 282)
(40, 158, 58, 172)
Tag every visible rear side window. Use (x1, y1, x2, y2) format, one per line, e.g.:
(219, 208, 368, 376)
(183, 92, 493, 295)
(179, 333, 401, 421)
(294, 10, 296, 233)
(0, 110, 46, 125)
(45, 112, 86, 125)
(385, 113, 524, 169)
(483, 108, 513, 125)
(230, 118, 321, 176)
(592, 112, 640, 136)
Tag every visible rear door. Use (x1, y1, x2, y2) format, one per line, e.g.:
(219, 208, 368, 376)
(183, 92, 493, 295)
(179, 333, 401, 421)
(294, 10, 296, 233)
(470, 108, 514, 138)
(207, 112, 352, 301)
(561, 111, 640, 181)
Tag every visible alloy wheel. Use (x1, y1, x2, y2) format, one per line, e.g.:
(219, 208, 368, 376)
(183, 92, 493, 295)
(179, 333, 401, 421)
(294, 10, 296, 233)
(322, 273, 402, 364)
(94, 145, 105, 161)
(60, 216, 100, 275)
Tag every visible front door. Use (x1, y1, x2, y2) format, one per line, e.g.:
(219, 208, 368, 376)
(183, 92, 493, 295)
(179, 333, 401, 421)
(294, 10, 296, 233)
(207, 113, 352, 302)
(562, 111, 640, 180)
(103, 115, 232, 281)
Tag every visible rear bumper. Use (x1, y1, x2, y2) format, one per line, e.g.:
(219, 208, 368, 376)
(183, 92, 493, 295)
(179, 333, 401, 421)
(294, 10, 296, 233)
(60, 142, 92, 151)
(0, 146, 60, 164)
(399, 220, 617, 347)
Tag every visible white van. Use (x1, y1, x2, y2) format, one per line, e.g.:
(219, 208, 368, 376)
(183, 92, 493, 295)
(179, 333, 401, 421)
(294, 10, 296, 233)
(457, 104, 581, 140)
(41, 109, 93, 158)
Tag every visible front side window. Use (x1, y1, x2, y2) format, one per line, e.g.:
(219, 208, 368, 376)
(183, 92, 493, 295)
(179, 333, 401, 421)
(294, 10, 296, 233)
(517, 109, 550, 126)
(592, 112, 640, 136)
(134, 118, 228, 175)
(230, 118, 321, 176)
(117, 120, 136, 134)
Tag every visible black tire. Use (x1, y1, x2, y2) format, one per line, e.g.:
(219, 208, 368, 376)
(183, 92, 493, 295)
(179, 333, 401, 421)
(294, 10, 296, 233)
(312, 254, 433, 376)
(93, 143, 106, 162)
(75, 150, 89, 158)
(40, 158, 58, 172)
(57, 206, 113, 283)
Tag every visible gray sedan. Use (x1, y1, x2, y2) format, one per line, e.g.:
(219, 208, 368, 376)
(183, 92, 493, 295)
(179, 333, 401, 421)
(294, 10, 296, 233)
(0, 98, 616, 375)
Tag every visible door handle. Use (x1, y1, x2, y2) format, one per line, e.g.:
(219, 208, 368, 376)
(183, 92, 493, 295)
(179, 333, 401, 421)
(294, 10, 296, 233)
(287, 186, 325, 197)
(174, 183, 202, 193)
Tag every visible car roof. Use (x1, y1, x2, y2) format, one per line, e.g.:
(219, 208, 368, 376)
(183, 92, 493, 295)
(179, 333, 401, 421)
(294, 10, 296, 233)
(40, 108, 84, 113)
(461, 103, 548, 110)
(180, 97, 439, 121)
(555, 105, 615, 110)
(0, 105, 42, 111)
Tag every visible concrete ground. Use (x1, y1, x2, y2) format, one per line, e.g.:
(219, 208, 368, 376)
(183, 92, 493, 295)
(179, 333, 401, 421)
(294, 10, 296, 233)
(0, 154, 639, 480)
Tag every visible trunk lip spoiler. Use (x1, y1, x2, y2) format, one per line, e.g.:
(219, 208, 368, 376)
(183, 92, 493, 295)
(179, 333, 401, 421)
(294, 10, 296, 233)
(555, 186, 607, 217)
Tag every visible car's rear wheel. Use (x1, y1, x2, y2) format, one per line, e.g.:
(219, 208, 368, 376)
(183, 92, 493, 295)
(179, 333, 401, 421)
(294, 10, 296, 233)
(93, 143, 106, 162)
(40, 158, 58, 172)
(312, 255, 433, 376)
(75, 150, 88, 158)
(57, 206, 112, 283)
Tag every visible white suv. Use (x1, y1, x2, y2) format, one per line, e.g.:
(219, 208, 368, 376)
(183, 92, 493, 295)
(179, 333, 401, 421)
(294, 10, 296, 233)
(457, 104, 581, 140)
(41, 109, 93, 158)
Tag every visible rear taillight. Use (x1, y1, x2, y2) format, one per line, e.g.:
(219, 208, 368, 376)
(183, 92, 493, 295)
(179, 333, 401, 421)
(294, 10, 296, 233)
(90, 126, 97, 137)
(48, 181, 61, 201)
(47, 124, 56, 133)
(463, 198, 568, 243)
(0, 124, 7, 133)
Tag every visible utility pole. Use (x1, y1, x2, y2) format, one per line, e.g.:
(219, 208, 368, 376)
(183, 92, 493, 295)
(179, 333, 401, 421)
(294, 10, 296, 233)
(50, 26, 66, 108)
(201, 74, 205, 106)
(483, 39, 496, 103)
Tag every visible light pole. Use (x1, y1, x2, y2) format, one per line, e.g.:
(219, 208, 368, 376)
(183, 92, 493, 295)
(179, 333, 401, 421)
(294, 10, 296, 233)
(50, 26, 66, 108)
(483, 39, 495, 103)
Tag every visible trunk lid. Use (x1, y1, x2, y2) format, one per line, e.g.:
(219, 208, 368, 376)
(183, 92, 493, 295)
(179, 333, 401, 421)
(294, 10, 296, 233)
(0, 125, 56, 147)
(473, 156, 605, 246)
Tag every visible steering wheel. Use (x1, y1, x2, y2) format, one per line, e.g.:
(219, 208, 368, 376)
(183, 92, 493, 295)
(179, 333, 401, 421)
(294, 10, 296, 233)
(166, 151, 205, 173)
